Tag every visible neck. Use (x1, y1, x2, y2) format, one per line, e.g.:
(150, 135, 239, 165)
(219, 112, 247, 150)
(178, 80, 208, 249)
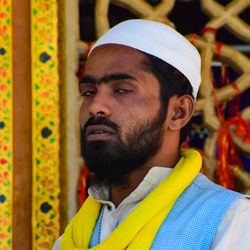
(110, 146, 180, 207)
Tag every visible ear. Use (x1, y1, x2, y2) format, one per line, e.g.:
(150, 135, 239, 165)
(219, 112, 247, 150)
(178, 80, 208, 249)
(168, 95, 194, 131)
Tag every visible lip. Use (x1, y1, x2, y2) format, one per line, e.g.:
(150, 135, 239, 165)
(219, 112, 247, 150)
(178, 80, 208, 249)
(86, 125, 115, 141)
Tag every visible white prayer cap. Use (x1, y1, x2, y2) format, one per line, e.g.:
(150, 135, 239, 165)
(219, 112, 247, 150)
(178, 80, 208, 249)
(89, 19, 201, 99)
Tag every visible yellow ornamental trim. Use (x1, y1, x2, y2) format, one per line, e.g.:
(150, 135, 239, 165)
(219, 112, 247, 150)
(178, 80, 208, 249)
(31, 0, 60, 249)
(0, 0, 13, 249)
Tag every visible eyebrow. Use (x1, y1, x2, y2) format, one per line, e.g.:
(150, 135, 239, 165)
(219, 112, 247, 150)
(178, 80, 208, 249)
(79, 73, 137, 84)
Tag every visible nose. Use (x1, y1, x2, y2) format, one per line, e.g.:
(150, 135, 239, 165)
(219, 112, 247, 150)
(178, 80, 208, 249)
(88, 91, 111, 117)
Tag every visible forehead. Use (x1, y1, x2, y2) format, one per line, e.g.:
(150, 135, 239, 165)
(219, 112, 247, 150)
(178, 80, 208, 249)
(85, 44, 147, 76)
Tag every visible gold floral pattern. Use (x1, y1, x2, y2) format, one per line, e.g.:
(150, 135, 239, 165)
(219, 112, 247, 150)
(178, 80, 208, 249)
(31, 0, 60, 248)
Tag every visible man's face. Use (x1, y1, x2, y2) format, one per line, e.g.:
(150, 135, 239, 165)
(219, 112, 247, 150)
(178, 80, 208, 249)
(79, 45, 167, 186)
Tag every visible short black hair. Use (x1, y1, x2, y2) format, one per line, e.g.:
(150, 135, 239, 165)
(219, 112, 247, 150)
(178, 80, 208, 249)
(141, 52, 193, 144)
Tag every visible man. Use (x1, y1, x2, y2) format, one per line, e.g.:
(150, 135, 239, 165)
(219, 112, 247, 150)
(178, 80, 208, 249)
(53, 19, 250, 249)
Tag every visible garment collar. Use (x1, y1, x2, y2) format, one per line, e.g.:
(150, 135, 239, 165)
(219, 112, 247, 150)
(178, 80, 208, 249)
(88, 166, 173, 210)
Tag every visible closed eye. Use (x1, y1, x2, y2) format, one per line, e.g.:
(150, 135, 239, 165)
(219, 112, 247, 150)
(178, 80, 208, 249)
(81, 90, 96, 97)
(79, 83, 97, 97)
(115, 89, 132, 94)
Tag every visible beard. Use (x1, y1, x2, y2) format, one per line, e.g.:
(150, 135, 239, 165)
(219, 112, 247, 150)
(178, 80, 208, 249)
(81, 107, 166, 187)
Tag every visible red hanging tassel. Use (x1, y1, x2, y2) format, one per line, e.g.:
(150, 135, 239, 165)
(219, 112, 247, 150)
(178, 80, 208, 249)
(217, 124, 234, 189)
(212, 65, 248, 190)
(245, 126, 250, 144)
(79, 165, 89, 206)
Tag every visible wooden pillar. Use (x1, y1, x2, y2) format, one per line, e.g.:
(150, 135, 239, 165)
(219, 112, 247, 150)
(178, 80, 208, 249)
(12, 0, 32, 249)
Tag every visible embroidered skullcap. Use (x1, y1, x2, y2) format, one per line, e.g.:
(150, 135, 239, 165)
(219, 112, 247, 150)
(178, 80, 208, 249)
(89, 19, 201, 99)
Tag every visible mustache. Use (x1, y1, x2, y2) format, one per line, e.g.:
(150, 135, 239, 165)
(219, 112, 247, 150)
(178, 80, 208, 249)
(83, 117, 120, 134)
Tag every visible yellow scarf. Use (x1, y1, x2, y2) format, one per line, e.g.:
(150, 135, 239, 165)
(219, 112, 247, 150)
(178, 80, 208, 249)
(61, 149, 202, 250)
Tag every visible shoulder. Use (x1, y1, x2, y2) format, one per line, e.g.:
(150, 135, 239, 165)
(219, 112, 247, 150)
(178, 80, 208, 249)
(174, 173, 248, 219)
(211, 197, 250, 250)
(191, 173, 246, 199)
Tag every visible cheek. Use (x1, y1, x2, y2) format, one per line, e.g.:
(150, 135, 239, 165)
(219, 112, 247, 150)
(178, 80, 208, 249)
(118, 97, 160, 137)
(125, 95, 161, 118)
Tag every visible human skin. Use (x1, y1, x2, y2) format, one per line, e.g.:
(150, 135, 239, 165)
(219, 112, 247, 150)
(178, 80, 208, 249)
(79, 44, 194, 206)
